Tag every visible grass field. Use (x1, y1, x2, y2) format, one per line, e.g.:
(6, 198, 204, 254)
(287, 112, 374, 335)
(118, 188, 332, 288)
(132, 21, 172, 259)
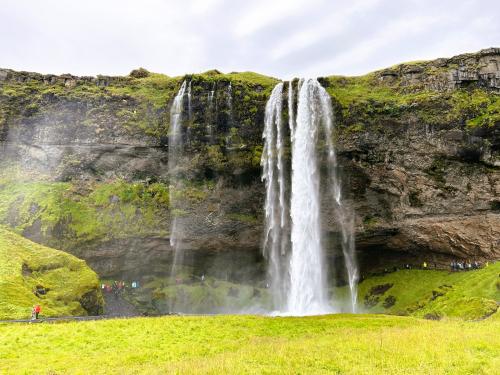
(356, 262, 500, 320)
(0, 314, 499, 374)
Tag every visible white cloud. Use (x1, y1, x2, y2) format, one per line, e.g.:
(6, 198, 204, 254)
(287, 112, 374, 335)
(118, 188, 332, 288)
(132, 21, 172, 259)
(0, 0, 498, 78)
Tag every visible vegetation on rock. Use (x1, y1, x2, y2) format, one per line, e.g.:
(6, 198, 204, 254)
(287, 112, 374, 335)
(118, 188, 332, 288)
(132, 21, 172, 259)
(0, 226, 102, 319)
(355, 262, 500, 320)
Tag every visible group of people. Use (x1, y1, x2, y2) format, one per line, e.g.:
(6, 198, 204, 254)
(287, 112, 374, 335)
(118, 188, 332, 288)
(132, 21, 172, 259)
(101, 280, 140, 299)
(450, 260, 487, 272)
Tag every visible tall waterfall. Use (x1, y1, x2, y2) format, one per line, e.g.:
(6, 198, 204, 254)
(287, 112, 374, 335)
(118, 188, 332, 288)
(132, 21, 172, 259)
(261, 78, 358, 315)
(261, 82, 288, 309)
(319, 88, 359, 312)
(169, 80, 188, 277)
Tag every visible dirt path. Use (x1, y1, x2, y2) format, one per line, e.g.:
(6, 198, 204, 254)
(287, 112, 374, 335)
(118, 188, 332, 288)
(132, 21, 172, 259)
(103, 293, 140, 317)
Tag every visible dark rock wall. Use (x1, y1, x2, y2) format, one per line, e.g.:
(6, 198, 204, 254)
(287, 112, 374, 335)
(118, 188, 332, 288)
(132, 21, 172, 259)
(0, 50, 498, 282)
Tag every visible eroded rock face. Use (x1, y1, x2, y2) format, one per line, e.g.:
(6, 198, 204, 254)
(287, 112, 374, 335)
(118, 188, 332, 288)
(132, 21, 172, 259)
(387, 214, 500, 259)
(0, 49, 498, 281)
(336, 118, 499, 270)
(378, 48, 500, 90)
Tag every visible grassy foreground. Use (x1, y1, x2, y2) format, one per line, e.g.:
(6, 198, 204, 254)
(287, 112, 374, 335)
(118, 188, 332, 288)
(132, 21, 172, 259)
(1, 314, 499, 374)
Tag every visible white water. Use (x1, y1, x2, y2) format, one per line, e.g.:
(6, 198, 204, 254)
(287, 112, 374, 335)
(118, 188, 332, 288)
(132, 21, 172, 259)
(207, 82, 216, 141)
(169, 80, 188, 276)
(287, 79, 330, 315)
(318, 85, 359, 313)
(262, 78, 358, 315)
(261, 82, 288, 309)
(187, 81, 192, 121)
(226, 82, 232, 111)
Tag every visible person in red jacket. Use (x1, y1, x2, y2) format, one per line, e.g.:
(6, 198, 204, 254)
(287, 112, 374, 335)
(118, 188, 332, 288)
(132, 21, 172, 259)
(34, 304, 41, 319)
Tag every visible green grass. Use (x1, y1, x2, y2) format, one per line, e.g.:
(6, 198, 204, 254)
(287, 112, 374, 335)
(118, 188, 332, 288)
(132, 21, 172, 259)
(325, 73, 500, 129)
(0, 226, 102, 320)
(357, 262, 500, 320)
(0, 314, 498, 374)
(105, 73, 181, 108)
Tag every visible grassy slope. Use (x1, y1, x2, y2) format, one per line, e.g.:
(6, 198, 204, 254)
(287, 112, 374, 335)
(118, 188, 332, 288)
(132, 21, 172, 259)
(0, 314, 498, 374)
(0, 226, 102, 319)
(356, 262, 500, 320)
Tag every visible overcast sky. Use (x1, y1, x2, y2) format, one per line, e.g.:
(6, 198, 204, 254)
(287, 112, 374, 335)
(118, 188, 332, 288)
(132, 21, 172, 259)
(1, 0, 499, 79)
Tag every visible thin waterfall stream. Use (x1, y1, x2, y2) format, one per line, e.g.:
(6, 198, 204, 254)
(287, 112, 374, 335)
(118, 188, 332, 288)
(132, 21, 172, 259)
(169, 80, 188, 279)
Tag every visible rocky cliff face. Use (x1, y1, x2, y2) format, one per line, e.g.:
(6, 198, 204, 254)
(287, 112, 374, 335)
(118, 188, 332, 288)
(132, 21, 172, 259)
(0, 49, 498, 284)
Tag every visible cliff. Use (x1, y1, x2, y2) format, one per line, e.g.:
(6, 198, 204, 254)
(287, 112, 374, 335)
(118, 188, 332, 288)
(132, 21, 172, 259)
(0, 49, 498, 286)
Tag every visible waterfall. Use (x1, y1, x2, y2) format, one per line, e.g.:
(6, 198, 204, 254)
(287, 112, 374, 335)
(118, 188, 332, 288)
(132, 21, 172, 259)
(318, 88, 359, 313)
(226, 82, 233, 127)
(261, 78, 358, 315)
(187, 81, 192, 121)
(261, 82, 288, 309)
(287, 79, 330, 315)
(209, 82, 215, 104)
(288, 80, 295, 138)
(207, 82, 215, 142)
(226, 82, 232, 111)
(169, 80, 188, 277)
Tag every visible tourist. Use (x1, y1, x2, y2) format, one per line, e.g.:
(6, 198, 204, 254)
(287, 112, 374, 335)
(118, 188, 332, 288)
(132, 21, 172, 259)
(112, 282, 119, 299)
(30, 306, 36, 321)
(422, 262, 427, 269)
(34, 304, 41, 319)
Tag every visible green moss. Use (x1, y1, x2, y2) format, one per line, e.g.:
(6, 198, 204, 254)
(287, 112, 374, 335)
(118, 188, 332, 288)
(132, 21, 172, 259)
(105, 73, 181, 109)
(362, 215, 379, 229)
(0, 226, 102, 319)
(356, 262, 500, 320)
(226, 213, 259, 224)
(325, 71, 499, 130)
(424, 157, 453, 191)
(0, 171, 171, 247)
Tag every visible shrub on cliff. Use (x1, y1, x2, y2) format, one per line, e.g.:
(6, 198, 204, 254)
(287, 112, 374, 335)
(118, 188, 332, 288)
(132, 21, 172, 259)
(129, 68, 150, 79)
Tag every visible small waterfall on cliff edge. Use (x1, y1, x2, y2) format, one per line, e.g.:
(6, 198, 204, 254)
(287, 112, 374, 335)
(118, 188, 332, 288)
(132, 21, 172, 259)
(226, 82, 233, 127)
(262, 79, 359, 315)
(169, 80, 188, 277)
(187, 81, 192, 121)
(207, 82, 216, 142)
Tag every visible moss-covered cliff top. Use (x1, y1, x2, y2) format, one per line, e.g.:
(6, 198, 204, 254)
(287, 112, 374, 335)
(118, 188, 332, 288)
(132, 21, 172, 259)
(1, 48, 498, 136)
(322, 47, 500, 129)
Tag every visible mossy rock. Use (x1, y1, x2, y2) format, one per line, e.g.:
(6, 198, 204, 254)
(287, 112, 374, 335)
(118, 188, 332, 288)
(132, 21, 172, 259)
(0, 226, 103, 319)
